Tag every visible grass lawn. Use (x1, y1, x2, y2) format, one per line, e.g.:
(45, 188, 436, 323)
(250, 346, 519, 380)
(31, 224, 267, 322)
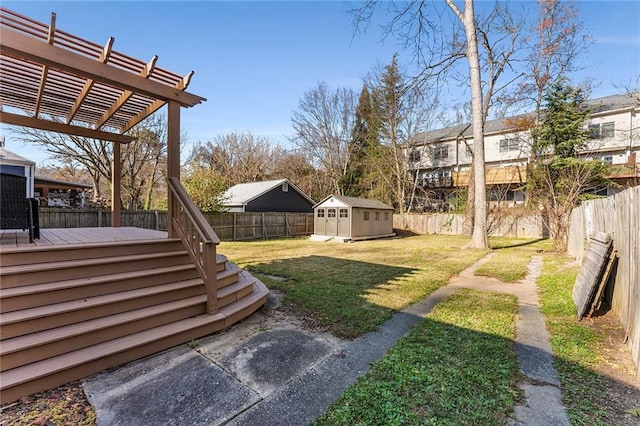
(537, 254, 640, 425)
(223, 235, 639, 425)
(314, 289, 521, 425)
(475, 238, 554, 282)
(220, 235, 488, 338)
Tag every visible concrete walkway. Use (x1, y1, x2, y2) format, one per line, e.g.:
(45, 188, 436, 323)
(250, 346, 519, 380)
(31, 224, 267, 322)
(83, 254, 569, 425)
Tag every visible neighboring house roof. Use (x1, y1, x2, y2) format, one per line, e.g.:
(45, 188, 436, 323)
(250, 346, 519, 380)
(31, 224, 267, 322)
(0, 147, 35, 166)
(35, 176, 93, 189)
(412, 94, 640, 146)
(315, 194, 394, 210)
(223, 179, 314, 206)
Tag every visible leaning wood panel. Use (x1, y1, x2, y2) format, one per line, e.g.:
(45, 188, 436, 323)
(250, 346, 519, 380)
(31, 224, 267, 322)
(567, 186, 640, 374)
(572, 232, 613, 320)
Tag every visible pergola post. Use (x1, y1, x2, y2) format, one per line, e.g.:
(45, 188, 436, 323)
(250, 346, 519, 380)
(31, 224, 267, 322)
(111, 141, 121, 227)
(167, 100, 180, 238)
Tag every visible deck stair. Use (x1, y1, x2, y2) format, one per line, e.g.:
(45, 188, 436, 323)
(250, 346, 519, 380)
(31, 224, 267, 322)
(0, 238, 268, 405)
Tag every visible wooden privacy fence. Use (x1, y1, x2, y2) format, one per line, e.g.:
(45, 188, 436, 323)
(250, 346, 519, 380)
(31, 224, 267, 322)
(37, 209, 314, 241)
(567, 186, 639, 374)
(395, 212, 544, 238)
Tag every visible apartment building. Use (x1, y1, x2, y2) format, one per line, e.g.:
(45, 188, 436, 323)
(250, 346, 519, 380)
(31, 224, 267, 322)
(407, 94, 640, 211)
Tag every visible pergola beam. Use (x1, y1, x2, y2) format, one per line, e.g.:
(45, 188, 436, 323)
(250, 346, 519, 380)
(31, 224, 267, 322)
(95, 55, 157, 130)
(0, 28, 205, 108)
(34, 12, 56, 118)
(0, 111, 136, 143)
(67, 37, 114, 124)
(121, 71, 194, 133)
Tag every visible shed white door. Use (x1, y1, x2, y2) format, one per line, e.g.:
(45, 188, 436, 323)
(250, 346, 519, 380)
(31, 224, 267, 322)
(338, 208, 349, 237)
(327, 208, 338, 236)
(316, 208, 326, 235)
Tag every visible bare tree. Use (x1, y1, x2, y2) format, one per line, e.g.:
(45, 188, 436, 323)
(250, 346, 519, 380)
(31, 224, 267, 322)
(121, 114, 168, 210)
(290, 82, 357, 195)
(272, 152, 329, 202)
(11, 119, 111, 200)
(352, 1, 524, 248)
(188, 132, 285, 187)
(11, 113, 171, 209)
(364, 54, 441, 216)
(517, 0, 590, 120)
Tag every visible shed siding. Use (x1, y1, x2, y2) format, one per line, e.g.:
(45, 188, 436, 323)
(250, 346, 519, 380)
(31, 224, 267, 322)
(351, 208, 393, 238)
(245, 185, 313, 213)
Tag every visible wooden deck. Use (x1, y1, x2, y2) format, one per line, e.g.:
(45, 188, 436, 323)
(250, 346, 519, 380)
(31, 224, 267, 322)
(0, 226, 269, 404)
(0, 227, 168, 248)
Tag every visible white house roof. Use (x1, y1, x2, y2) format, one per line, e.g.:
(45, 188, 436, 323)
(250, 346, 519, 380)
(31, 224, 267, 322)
(315, 194, 394, 210)
(223, 179, 314, 206)
(0, 146, 35, 166)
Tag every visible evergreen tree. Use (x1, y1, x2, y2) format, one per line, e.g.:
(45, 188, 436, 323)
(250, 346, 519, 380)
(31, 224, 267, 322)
(528, 79, 611, 251)
(369, 54, 409, 211)
(532, 78, 591, 158)
(342, 85, 379, 197)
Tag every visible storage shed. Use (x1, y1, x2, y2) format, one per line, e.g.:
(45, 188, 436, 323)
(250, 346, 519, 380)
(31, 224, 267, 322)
(312, 195, 395, 241)
(222, 179, 315, 213)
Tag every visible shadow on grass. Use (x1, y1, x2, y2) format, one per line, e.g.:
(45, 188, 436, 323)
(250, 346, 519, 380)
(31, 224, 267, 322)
(492, 237, 550, 250)
(247, 255, 417, 338)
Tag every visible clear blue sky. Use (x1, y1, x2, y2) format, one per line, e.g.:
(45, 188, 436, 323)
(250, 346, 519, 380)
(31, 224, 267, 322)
(2, 1, 639, 166)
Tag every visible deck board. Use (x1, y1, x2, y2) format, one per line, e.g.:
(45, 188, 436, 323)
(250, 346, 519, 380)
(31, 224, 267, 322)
(0, 228, 168, 248)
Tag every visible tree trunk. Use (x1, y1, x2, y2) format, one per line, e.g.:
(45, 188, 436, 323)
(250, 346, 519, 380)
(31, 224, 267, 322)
(463, 0, 490, 249)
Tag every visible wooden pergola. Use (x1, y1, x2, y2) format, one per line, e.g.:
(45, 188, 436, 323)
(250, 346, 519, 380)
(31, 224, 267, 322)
(0, 7, 205, 226)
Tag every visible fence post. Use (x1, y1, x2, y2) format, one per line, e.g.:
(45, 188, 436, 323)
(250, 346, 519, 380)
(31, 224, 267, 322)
(261, 213, 267, 239)
(285, 213, 290, 237)
(98, 210, 102, 227)
(233, 213, 237, 241)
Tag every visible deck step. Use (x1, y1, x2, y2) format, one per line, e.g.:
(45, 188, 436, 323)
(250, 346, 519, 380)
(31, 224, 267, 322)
(217, 262, 242, 288)
(0, 238, 186, 267)
(217, 271, 255, 308)
(1, 250, 193, 288)
(1, 295, 207, 372)
(0, 264, 200, 313)
(0, 279, 205, 339)
(0, 285, 268, 405)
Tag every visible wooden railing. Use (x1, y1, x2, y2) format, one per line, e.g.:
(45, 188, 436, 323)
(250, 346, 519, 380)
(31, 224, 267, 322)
(168, 177, 220, 315)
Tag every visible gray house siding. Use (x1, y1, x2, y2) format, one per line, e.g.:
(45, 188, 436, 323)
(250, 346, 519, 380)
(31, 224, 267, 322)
(245, 186, 313, 213)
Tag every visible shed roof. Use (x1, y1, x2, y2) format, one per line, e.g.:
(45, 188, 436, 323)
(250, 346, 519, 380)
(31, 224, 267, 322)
(223, 179, 314, 206)
(315, 195, 394, 210)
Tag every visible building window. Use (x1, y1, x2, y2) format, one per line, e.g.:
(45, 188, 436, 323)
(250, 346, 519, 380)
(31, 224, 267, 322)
(339, 208, 348, 218)
(410, 149, 421, 162)
(375, 212, 380, 220)
(364, 211, 370, 221)
(317, 209, 324, 218)
(282, 182, 289, 192)
(327, 208, 336, 218)
(384, 212, 389, 220)
(602, 155, 613, 164)
(499, 138, 519, 152)
(601, 122, 615, 138)
(588, 124, 601, 138)
(433, 145, 448, 161)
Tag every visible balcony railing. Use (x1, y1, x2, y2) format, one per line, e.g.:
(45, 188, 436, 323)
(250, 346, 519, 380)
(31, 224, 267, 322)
(605, 163, 639, 179)
(454, 166, 527, 186)
(418, 177, 453, 188)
